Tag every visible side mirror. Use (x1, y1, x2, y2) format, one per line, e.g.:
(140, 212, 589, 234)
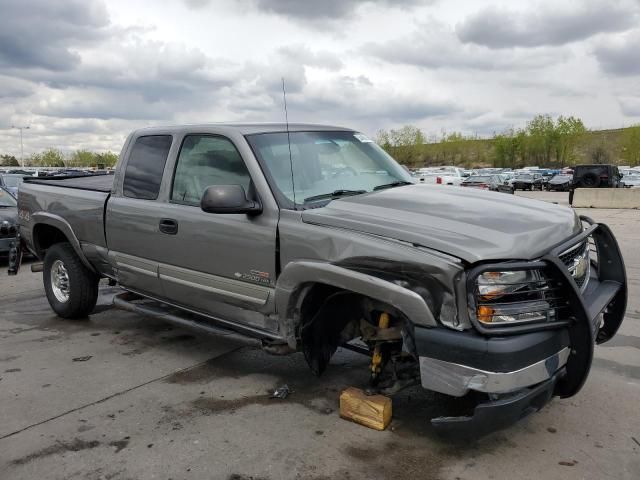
(200, 185, 262, 215)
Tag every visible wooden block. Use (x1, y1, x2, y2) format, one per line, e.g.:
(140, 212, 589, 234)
(339, 387, 392, 431)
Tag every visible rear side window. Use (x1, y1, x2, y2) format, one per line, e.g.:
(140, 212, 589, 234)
(171, 135, 251, 205)
(123, 135, 172, 200)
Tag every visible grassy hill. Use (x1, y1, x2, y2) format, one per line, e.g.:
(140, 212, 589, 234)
(388, 126, 639, 169)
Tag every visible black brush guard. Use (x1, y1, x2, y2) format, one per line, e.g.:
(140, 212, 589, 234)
(432, 217, 627, 436)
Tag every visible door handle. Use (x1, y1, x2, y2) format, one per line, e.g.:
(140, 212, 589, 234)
(159, 218, 178, 235)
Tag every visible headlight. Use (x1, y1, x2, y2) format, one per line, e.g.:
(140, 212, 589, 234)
(477, 270, 538, 299)
(474, 269, 559, 326)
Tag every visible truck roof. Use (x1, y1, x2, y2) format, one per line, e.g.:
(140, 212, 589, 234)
(133, 123, 355, 136)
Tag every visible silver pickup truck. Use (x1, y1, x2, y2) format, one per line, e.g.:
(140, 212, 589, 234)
(9, 124, 627, 435)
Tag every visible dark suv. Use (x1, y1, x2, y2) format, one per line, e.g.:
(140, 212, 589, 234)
(573, 164, 622, 188)
(569, 164, 622, 204)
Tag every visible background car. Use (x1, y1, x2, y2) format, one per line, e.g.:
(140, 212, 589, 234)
(461, 174, 514, 193)
(512, 173, 544, 190)
(415, 166, 467, 185)
(622, 173, 640, 188)
(0, 186, 18, 257)
(547, 174, 573, 191)
(0, 173, 29, 197)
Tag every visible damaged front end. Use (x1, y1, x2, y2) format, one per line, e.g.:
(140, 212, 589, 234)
(294, 218, 626, 437)
(416, 217, 626, 436)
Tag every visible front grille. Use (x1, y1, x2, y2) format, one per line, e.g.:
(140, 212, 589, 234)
(558, 239, 590, 291)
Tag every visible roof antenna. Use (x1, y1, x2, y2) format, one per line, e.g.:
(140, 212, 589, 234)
(282, 77, 297, 206)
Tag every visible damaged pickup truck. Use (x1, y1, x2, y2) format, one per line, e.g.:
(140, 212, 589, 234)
(9, 124, 627, 435)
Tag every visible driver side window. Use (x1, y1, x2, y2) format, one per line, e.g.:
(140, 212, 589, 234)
(171, 135, 252, 205)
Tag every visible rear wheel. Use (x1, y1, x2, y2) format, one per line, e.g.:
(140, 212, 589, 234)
(43, 243, 99, 319)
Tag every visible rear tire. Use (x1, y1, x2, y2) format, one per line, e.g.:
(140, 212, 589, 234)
(579, 172, 600, 188)
(43, 243, 99, 319)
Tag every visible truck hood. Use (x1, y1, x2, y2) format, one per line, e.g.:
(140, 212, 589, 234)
(301, 185, 581, 263)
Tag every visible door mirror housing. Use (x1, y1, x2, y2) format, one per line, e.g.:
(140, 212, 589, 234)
(200, 185, 262, 215)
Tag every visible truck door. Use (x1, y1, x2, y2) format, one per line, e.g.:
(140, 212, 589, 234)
(152, 134, 278, 333)
(105, 134, 173, 298)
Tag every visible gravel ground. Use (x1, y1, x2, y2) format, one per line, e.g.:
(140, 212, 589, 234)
(0, 190, 638, 480)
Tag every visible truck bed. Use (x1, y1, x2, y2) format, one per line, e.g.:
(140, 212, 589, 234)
(23, 174, 114, 193)
(19, 176, 112, 252)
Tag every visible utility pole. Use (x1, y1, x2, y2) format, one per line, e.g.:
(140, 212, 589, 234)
(11, 125, 30, 167)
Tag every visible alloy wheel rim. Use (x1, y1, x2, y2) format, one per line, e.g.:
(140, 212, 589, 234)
(51, 259, 70, 303)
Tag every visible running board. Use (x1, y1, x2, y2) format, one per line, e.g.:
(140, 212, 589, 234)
(112, 291, 284, 343)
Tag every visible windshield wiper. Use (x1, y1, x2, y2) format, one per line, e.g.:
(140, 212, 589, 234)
(303, 189, 367, 203)
(373, 180, 413, 191)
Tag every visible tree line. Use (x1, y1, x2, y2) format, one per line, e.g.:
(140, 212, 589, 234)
(0, 149, 119, 168)
(3, 116, 639, 170)
(376, 115, 640, 168)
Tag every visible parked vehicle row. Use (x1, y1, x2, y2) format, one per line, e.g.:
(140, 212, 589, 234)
(411, 163, 639, 192)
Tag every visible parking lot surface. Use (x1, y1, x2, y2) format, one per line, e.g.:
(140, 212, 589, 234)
(1, 191, 639, 480)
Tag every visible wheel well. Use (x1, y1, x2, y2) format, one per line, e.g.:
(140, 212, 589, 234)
(298, 283, 391, 333)
(297, 283, 408, 375)
(33, 224, 69, 257)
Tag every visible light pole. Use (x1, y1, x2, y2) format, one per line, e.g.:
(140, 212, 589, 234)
(11, 125, 30, 167)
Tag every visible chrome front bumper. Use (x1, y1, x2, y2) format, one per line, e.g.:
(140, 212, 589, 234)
(419, 347, 570, 397)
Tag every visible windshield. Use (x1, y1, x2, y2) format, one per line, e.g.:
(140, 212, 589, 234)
(0, 188, 17, 207)
(247, 131, 412, 207)
(2, 175, 23, 188)
(516, 174, 533, 180)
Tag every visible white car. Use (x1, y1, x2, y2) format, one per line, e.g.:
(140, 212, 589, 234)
(622, 174, 640, 188)
(415, 166, 466, 186)
(620, 168, 640, 177)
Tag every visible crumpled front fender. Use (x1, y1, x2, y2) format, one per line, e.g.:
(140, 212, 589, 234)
(275, 260, 438, 347)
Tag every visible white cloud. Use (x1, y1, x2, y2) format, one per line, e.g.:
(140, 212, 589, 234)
(456, 0, 638, 48)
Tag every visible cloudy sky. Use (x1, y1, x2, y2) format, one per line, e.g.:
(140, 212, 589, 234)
(1, 0, 639, 157)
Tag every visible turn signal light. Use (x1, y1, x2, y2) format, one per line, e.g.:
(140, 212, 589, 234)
(477, 306, 495, 323)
